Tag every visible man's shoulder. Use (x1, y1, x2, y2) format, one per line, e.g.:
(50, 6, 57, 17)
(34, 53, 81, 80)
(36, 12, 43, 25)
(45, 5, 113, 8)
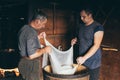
(22, 24, 30, 28)
(94, 21, 102, 27)
(93, 21, 104, 31)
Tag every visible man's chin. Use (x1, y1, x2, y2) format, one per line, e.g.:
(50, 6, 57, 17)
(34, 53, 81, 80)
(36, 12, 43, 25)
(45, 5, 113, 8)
(36, 27, 44, 31)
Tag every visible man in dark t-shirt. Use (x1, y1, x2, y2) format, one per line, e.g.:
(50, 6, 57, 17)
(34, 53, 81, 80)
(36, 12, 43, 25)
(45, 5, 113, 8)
(71, 8, 104, 80)
(18, 11, 51, 80)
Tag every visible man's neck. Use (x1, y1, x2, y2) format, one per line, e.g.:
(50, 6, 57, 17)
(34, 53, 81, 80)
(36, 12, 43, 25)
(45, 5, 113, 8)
(85, 19, 94, 26)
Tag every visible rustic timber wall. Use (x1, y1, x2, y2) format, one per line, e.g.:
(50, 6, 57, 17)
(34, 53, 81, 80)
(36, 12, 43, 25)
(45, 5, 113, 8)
(39, 9, 76, 50)
(28, 1, 76, 50)
(100, 51, 120, 80)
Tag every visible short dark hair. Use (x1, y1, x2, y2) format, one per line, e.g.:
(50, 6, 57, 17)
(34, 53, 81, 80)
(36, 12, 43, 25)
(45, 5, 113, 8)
(81, 8, 93, 15)
(31, 10, 47, 21)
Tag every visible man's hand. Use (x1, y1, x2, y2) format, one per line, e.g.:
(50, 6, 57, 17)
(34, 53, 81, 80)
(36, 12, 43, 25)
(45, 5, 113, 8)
(43, 46, 52, 54)
(76, 56, 87, 65)
(38, 32, 46, 39)
(71, 38, 77, 46)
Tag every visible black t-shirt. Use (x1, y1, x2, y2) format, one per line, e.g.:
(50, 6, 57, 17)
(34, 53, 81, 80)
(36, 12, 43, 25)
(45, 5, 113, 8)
(78, 21, 104, 69)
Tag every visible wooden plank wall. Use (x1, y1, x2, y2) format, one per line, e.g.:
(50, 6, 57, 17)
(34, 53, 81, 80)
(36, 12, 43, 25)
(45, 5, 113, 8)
(100, 51, 120, 80)
(39, 9, 76, 50)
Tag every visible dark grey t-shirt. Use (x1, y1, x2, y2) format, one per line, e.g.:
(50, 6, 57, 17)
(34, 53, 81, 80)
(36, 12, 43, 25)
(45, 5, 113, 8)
(78, 21, 104, 69)
(18, 25, 41, 57)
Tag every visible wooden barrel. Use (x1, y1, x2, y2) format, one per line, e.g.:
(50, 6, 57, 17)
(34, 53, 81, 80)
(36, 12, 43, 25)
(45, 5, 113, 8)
(43, 64, 89, 80)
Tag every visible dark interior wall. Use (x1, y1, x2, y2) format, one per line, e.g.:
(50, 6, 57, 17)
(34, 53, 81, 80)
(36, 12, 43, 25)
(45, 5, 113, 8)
(0, 3, 28, 49)
(0, 0, 120, 49)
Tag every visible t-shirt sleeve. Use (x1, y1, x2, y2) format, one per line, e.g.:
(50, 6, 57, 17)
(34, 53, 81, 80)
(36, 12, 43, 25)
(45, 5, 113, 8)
(94, 25, 104, 33)
(27, 37, 40, 56)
